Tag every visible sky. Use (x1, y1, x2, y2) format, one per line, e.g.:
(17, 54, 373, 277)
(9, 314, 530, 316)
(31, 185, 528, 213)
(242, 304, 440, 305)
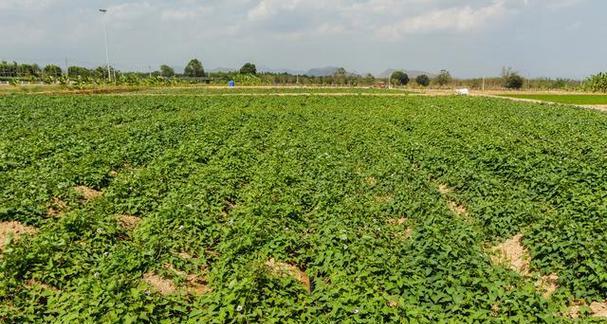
(1, 0, 605, 78)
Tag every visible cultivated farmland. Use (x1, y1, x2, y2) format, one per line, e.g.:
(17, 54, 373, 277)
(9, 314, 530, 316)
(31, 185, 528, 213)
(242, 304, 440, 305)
(1, 92, 607, 322)
(499, 93, 607, 106)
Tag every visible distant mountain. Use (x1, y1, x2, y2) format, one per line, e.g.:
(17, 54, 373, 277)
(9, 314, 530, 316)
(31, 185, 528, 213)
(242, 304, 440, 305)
(305, 66, 340, 77)
(257, 65, 306, 75)
(208, 67, 237, 73)
(376, 69, 436, 79)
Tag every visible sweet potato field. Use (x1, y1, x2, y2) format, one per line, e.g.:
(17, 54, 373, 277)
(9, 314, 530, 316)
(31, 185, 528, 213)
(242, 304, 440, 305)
(1, 93, 607, 322)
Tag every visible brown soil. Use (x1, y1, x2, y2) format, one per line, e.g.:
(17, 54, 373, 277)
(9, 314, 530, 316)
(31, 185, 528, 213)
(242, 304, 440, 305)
(166, 263, 210, 296)
(0, 221, 37, 251)
(568, 301, 607, 319)
(26, 279, 58, 292)
(387, 217, 407, 226)
(143, 272, 176, 295)
(266, 258, 311, 293)
(221, 200, 238, 218)
(401, 228, 414, 240)
(47, 197, 68, 217)
(437, 184, 468, 217)
(438, 184, 453, 194)
(590, 302, 607, 317)
(447, 201, 468, 217)
(491, 234, 530, 276)
(536, 273, 559, 298)
(178, 252, 194, 260)
(75, 186, 103, 201)
(365, 176, 378, 187)
(116, 215, 141, 230)
(491, 303, 501, 316)
(374, 194, 394, 204)
(387, 300, 399, 308)
(184, 273, 210, 295)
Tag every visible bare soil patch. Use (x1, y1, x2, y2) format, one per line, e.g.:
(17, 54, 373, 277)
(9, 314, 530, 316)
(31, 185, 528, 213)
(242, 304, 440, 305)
(491, 234, 560, 299)
(0, 221, 37, 251)
(144, 264, 210, 296)
(387, 217, 407, 226)
(387, 218, 413, 240)
(437, 184, 468, 217)
(491, 234, 530, 276)
(75, 186, 103, 201)
(387, 300, 399, 308)
(438, 184, 453, 194)
(447, 201, 468, 217)
(143, 272, 176, 295)
(568, 301, 607, 319)
(221, 200, 238, 218)
(365, 176, 378, 187)
(266, 258, 311, 293)
(47, 197, 68, 217)
(374, 194, 394, 204)
(163, 263, 210, 296)
(536, 273, 559, 298)
(183, 273, 210, 295)
(26, 279, 58, 292)
(178, 252, 194, 260)
(590, 302, 607, 317)
(116, 214, 141, 230)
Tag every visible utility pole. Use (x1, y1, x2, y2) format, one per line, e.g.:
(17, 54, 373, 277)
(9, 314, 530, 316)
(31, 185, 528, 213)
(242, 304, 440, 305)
(64, 57, 69, 77)
(482, 76, 485, 92)
(99, 9, 111, 82)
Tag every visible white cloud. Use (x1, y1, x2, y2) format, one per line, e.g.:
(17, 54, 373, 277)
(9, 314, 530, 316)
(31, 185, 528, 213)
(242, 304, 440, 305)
(377, 1, 511, 39)
(0, 0, 59, 10)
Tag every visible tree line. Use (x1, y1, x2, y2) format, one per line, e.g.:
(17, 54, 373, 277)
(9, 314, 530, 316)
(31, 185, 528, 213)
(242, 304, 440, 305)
(1, 59, 603, 91)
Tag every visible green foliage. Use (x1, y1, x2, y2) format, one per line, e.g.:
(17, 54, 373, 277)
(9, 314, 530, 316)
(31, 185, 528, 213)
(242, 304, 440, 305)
(502, 67, 525, 90)
(1, 93, 607, 322)
(43, 65, 63, 78)
(584, 72, 607, 93)
(415, 74, 430, 87)
(435, 70, 452, 87)
(184, 59, 205, 77)
(499, 94, 607, 105)
(390, 71, 409, 86)
(504, 74, 524, 89)
(159, 65, 175, 78)
(239, 63, 257, 75)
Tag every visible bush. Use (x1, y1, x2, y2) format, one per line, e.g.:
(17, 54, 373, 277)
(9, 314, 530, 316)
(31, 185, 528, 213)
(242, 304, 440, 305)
(435, 70, 452, 87)
(240, 63, 257, 75)
(584, 72, 607, 93)
(504, 73, 524, 89)
(416, 74, 430, 87)
(390, 71, 409, 86)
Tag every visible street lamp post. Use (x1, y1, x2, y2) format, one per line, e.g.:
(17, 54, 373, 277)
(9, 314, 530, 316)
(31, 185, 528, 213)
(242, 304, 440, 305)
(99, 9, 111, 82)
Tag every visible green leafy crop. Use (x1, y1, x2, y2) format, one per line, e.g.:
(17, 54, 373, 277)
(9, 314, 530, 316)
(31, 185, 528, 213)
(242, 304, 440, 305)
(1, 93, 606, 322)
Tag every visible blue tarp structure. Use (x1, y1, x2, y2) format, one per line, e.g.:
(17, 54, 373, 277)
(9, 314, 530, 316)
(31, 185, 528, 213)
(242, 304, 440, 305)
(228, 80, 235, 88)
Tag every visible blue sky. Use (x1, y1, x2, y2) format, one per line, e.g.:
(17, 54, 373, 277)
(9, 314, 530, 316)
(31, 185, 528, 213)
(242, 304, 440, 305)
(1, 0, 605, 78)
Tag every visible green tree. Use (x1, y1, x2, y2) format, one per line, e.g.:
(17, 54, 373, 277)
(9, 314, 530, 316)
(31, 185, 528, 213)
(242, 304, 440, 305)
(502, 67, 524, 89)
(584, 72, 607, 93)
(435, 70, 452, 87)
(160, 65, 175, 78)
(43, 65, 63, 77)
(391, 71, 409, 86)
(68, 66, 94, 78)
(416, 74, 430, 87)
(184, 59, 205, 77)
(240, 63, 257, 75)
